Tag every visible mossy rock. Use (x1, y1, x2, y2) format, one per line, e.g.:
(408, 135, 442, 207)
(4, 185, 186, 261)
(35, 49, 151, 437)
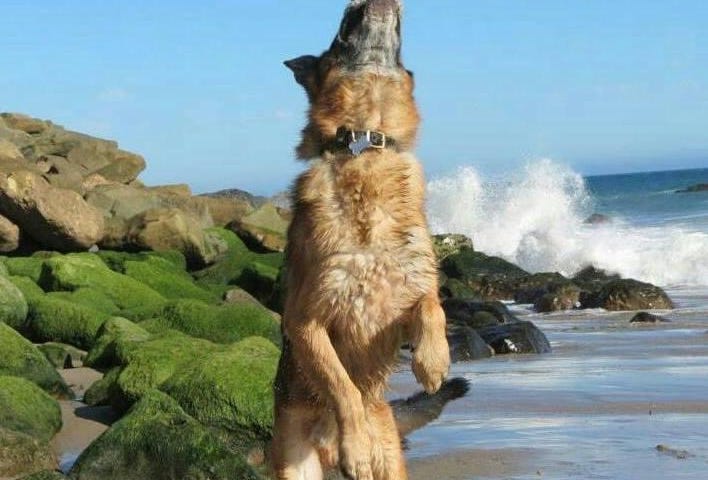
(83, 317, 151, 370)
(142, 299, 280, 345)
(110, 331, 218, 412)
(37, 342, 86, 369)
(70, 390, 259, 480)
(19, 471, 69, 480)
(0, 427, 56, 479)
(47, 288, 120, 315)
(441, 250, 528, 281)
(162, 336, 278, 437)
(26, 295, 110, 350)
(0, 273, 28, 330)
(235, 261, 279, 305)
(3, 257, 47, 282)
(122, 256, 217, 303)
(97, 249, 188, 274)
(0, 322, 70, 396)
(84, 367, 121, 407)
(9, 275, 46, 300)
(38, 253, 166, 316)
(0, 259, 8, 276)
(0, 376, 62, 441)
(192, 228, 253, 285)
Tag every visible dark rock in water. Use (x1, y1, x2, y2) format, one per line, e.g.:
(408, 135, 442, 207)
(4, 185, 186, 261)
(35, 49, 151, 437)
(441, 249, 528, 283)
(534, 284, 583, 313)
(630, 311, 671, 323)
(675, 183, 708, 194)
(432, 233, 474, 261)
(656, 444, 694, 459)
(391, 377, 470, 437)
(447, 324, 494, 362)
(443, 298, 520, 328)
(476, 321, 552, 354)
(584, 213, 612, 224)
(513, 272, 573, 304)
(439, 277, 479, 300)
(572, 265, 621, 290)
(582, 279, 674, 311)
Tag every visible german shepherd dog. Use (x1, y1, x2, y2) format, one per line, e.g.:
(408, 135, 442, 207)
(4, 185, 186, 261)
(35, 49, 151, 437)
(273, 1, 450, 479)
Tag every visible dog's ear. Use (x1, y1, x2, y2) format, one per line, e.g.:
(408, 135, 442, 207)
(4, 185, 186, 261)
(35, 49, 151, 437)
(284, 55, 319, 90)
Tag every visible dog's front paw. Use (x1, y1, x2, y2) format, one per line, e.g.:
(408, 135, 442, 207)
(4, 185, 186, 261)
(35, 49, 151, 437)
(412, 330, 450, 394)
(339, 432, 373, 480)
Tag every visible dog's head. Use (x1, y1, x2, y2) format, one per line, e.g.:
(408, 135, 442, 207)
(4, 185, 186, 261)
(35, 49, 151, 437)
(285, 0, 419, 159)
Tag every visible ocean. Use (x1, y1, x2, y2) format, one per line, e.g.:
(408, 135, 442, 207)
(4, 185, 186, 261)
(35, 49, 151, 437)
(395, 162, 708, 479)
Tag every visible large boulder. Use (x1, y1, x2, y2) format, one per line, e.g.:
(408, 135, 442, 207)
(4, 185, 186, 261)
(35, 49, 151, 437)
(121, 256, 217, 303)
(83, 317, 151, 369)
(581, 279, 674, 311)
(231, 202, 289, 252)
(446, 324, 494, 362)
(0, 170, 104, 250)
(533, 284, 582, 313)
(25, 295, 110, 349)
(0, 213, 20, 252)
(0, 375, 62, 441)
(202, 195, 254, 227)
(0, 274, 28, 329)
(162, 337, 279, 436)
(0, 428, 56, 479)
(0, 322, 70, 396)
(69, 390, 260, 480)
(122, 208, 215, 269)
(440, 249, 529, 300)
(442, 299, 520, 328)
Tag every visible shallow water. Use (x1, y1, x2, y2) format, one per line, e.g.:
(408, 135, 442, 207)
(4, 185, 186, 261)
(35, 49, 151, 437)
(397, 288, 708, 479)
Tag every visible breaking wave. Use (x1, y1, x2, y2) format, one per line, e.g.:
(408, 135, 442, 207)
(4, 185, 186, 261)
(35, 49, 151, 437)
(426, 159, 708, 287)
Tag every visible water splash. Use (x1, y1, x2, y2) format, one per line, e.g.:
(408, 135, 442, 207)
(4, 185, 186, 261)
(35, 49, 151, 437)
(427, 159, 708, 287)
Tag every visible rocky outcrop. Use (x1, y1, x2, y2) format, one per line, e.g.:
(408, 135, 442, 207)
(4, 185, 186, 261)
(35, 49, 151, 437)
(581, 279, 674, 311)
(630, 311, 671, 323)
(675, 183, 708, 193)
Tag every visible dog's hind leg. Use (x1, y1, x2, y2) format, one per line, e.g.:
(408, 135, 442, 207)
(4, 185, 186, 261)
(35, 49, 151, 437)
(271, 405, 323, 480)
(366, 401, 408, 480)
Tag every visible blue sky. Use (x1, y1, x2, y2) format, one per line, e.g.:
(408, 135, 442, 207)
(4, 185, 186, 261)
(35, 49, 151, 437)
(2, 0, 707, 194)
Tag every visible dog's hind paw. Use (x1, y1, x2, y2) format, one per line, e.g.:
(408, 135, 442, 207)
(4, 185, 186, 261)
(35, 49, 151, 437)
(339, 433, 373, 480)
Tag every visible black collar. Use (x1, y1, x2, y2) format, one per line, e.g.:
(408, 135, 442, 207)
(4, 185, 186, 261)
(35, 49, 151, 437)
(323, 126, 397, 156)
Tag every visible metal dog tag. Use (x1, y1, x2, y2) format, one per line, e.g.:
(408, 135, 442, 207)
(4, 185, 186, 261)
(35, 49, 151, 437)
(348, 136, 372, 156)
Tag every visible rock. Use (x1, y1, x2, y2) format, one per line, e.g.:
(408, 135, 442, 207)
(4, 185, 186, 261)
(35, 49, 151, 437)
(202, 195, 255, 227)
(675, 183, 708, 194)
(439, 277, 479, 300)
(440, 249, 530, 300)
(162, 337, 279, 436)
(512, 272, 572, 304)
(0, 322, 70, 396)
(582, 279, 674, 311)
(83, 367, 121, 407)
(141, 298, 280, 346)
(83, 317, 151, 369)
(3, 256, 48, 282)
(38, 253, 166, 317)
(145, 184, 192, 197)
(93, 150, 145, 184)
(123, 208, 214, 268)
(7, 275, 45, 300)
(47, 288, 120, 315)
(584, 213, 612, 224)
(108, 331, 218, 411)
(40, 155, 86, 192)
(69, 390, 260, 480)
(446, 324, 494, 362)
(630, 311, 671, 323)
(25, 294, 110, 350)
(572, 265, 621, 290)
(236, 261, 281, 306)
(442, 299, 520, 328)
(476, 321, 552, 354)
(432, 233, 474, 260)
(0, 427, 57, 479)
(37, 343, 86, 369)
(121, 255, 218, 303)
(0, 273, 28, 329)
(0, 213, 20, 252)
(0, 113, 49, 135)
(533, 284, 582, 313)
(0, 138, 25, 161)
(0, 170, 104, 251)
(0, 375, 62, 441)
(231, 202, 289, 252)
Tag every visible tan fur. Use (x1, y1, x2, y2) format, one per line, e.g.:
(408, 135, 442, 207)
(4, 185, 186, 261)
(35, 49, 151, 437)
(272, 66, 449, 480)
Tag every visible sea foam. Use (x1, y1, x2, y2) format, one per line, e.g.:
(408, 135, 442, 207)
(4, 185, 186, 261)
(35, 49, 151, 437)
(427, 159, 708, 287)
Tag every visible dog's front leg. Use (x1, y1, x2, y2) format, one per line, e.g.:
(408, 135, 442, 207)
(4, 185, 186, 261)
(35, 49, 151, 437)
(288, 322, 373, 480)
(410, 292, 450, 394)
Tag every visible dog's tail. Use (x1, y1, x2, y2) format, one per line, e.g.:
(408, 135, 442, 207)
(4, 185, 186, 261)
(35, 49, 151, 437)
(390, 377, 470, 437)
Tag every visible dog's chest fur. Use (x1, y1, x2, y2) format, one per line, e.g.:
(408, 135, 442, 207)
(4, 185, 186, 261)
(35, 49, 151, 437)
(289, 151, 437, 385)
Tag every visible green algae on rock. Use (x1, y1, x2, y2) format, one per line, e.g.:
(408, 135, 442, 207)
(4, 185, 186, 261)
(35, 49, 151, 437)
(0, 427, 57, 479)
(0, 273, 28, 329)
(83, 317, 151, 369)
(0, 375, 62, 441)
(69, 390, 260, 480)
(37, 342, 86, 369)
(162, 336, 279, 437)
(122, 256, 218, 303)
(0, 322, 70, 396)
